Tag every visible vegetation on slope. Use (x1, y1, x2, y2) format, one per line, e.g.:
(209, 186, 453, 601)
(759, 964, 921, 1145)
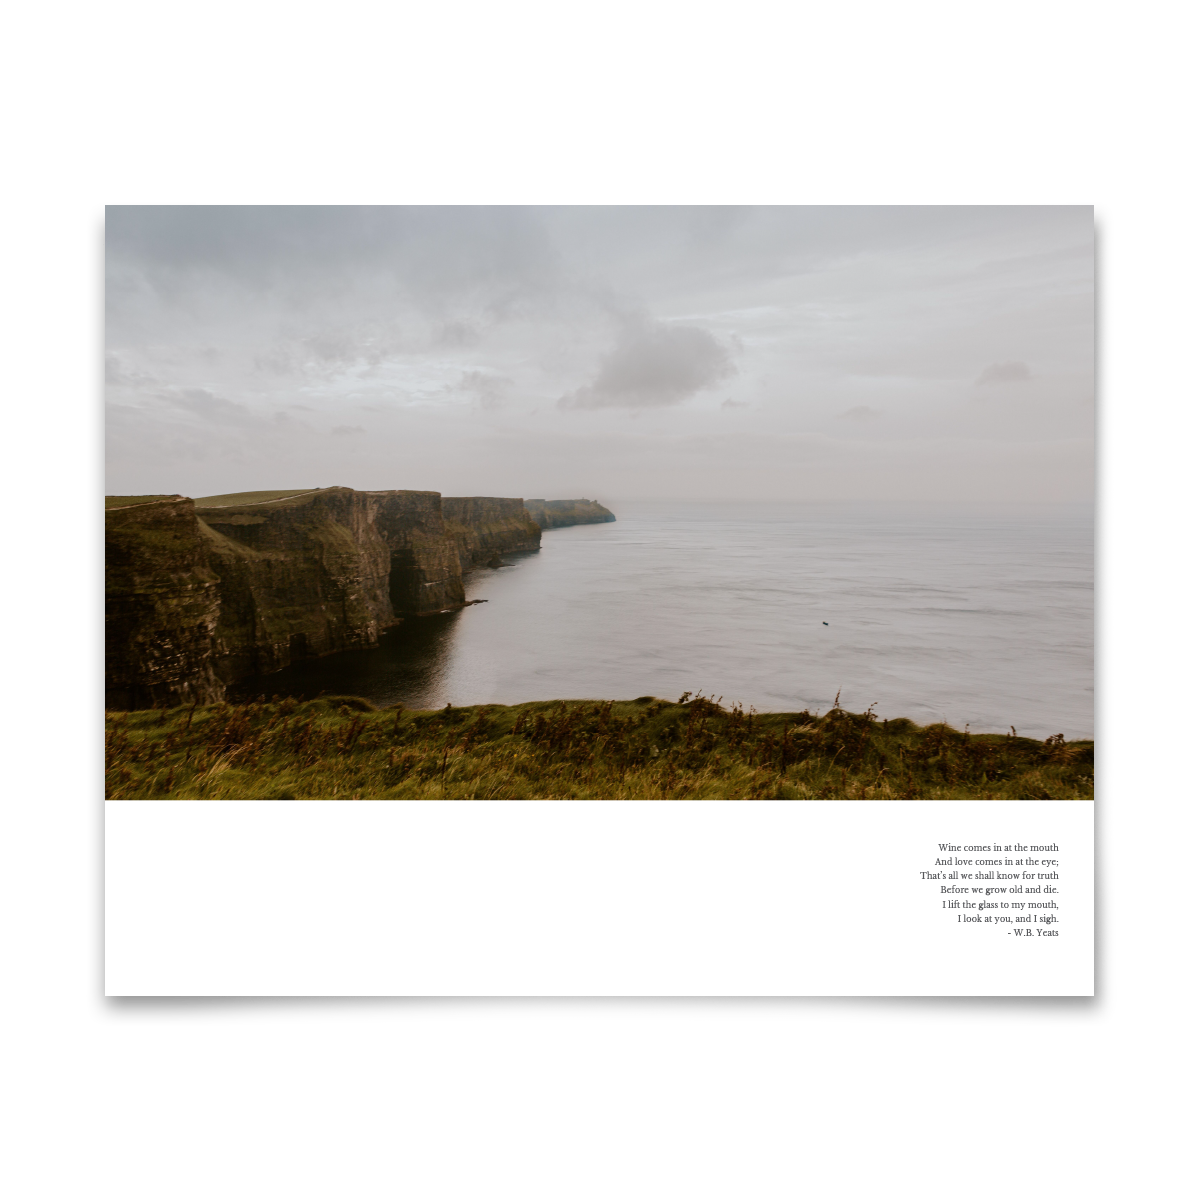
(105, 694, 1093, 801)
(192, 489, 323, 508)
(105, 495, 179, 510)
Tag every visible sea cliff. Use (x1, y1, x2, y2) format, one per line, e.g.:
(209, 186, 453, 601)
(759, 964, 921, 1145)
(524, 498, 616, 529)
(442, 496, 542, 570)
(195, 488, 395, 688)
(106, 487, 612, 709)
(105, 496, 224, 709)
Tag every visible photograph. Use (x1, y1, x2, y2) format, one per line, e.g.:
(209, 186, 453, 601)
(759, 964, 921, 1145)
(104, 205, 1094, 800)
(13, 5, 1196, 1194)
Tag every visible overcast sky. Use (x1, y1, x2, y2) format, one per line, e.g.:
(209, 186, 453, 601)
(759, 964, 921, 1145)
(105, 206, 1093, 503)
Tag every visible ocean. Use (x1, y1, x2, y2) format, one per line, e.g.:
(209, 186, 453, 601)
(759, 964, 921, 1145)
(229, 500, 1094, 740)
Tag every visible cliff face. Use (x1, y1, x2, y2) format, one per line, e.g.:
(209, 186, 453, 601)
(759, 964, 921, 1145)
(105, 487, 550, 709)
(105, 497, 223, 710)
(195, 488, 395, 684)
(368, 490, 467, 614)
(442, 496, 542, 570)
(524, 498, 616, 529)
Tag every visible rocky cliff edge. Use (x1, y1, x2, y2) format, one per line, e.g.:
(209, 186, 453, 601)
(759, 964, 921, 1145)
(106, 487, 613, 709)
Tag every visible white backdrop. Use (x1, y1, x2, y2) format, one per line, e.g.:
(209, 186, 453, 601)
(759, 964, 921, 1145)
(106, 801, 1093, 997)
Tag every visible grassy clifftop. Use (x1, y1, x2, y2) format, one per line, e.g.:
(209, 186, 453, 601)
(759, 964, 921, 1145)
(192, 488, 324, 508)
(105, 495, 180, 510)
(105, 694, 1094, 801)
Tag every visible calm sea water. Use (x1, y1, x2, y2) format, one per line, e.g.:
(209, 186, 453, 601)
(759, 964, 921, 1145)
(230, 501, 1094, 739)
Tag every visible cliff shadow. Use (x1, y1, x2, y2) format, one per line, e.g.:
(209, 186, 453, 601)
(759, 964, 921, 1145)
(226, 610, 466, 711)
(387, 545, 464, 616)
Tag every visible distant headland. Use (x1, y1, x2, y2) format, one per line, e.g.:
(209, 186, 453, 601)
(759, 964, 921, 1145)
(105, 488, 616, 710)
(523, 498, 616, 529)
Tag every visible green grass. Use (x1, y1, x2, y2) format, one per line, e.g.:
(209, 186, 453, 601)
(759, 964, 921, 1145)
(193, 488, 324, 508)
(105, 694, 1094, 801)
(105, 495, 179, 510)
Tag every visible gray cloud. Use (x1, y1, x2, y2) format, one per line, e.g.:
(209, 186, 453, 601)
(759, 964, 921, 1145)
(105, 354, 156, 387)
(253, 349, 298, 376)
(105, 206, 1093, 502)
(161, 388, 253, 424)
(105, 206, 568, 319)
(459, 370, 512, 409)
(304, 332, 358, 363)
(976, 361, 1032, 385)
(559, 320, 735, 410)
(331, 424, 366, 436)
(435, 321, 481, 348)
